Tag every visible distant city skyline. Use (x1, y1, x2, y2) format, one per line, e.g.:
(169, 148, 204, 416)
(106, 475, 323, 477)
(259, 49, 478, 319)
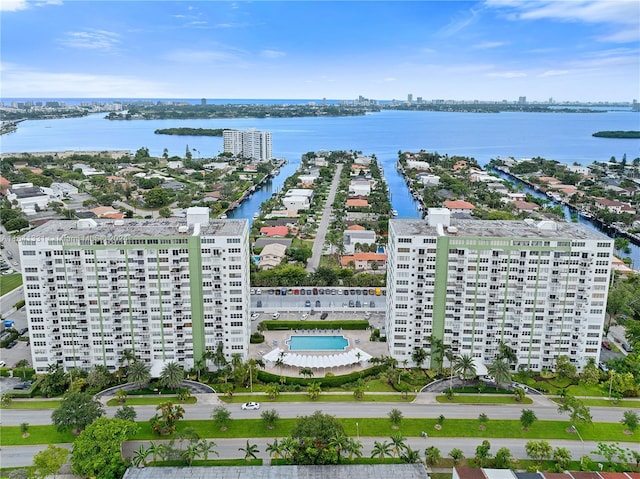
(1, 1, 638, 102)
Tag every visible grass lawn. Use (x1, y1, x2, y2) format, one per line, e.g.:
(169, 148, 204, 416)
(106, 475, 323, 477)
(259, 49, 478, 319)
(1, 418, 636, 447)
(222, 394, 416, 403)
(106, 396, 197, 407)
(0, 400, 62, 410)
(436, 395, 533, 405)
(551, 398, 640, 408)
(0, 273, 22, 296)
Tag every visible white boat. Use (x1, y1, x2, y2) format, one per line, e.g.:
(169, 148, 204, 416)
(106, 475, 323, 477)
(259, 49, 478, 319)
(391, 210, 398, 216)
(253, 213, 259, 219)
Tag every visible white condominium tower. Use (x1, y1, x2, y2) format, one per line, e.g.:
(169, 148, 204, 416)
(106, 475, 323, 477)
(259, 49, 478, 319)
(223, 128, 273, 161)
(19, 208, 250, 373)
(386, 209, 614, 372)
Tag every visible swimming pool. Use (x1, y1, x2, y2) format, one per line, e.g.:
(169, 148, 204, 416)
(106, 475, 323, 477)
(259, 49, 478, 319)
(287, 335, 349, 351)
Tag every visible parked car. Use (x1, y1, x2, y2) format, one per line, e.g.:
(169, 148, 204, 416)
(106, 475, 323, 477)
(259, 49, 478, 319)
(300, 289, 306, 295)
(0, 361, 6, 368)
(355, 300, 361, 307)
(241, 402, 260, 410)
(320, 312, 328, 320)
(256, 289, 262, 295)
(256, 300, 262, 308)
(312, 288, 318, 295)
(6, 340, 17, 349)
(601, 341, 611, 350)
(18, 327, 28, 335)
(348, 300, 354, 307)
(306, 289, 312, 295)
(315, 300, 321, 307)
(250, 313, 260, 321)
(301, 313, 309, 320)
(369, 301, 375, 308)
(622, 343, 632, 352)
(599, 362, 610, 372)
(13, 381, 33, 390)
(305, 300, 311, 307)
(272, 312, 280, 319)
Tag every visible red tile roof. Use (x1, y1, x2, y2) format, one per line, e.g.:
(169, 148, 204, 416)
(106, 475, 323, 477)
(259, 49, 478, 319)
(444, 199, 476, 210)
(259, 226, 289, 237)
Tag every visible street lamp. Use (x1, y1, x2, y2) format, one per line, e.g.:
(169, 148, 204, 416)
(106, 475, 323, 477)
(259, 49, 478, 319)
(570, 424, 584, 463)
(356, 422, 359, 440)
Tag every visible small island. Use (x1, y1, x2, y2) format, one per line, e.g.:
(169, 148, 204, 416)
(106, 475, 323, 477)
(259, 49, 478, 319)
(592, 130, 640, 139)
(154, 127, 225, 136)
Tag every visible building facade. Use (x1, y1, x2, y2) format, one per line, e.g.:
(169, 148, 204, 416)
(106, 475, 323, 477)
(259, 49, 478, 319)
(223, 129, 272, 161)
(19, 208, 251, 373)
(386, 209, 613, 372)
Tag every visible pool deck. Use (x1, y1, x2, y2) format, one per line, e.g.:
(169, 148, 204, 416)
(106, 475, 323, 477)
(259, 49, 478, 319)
(249, 328, 389, 377)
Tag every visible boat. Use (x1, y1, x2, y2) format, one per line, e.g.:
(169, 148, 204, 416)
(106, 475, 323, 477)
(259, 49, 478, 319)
(253, 213, 259, 219)
(391, 210, 398, 216)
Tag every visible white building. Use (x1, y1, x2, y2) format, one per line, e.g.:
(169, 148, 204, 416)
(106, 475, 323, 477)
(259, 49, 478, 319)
(223, 129, 272, 161)
(349, 178, 373, 196)
(19, 208, 251, 373)
(416, 173, 440, 186)
(282, 188, 314, 213)
(6, 183, 50, 214)
(343, 229, 377, 254)
(386, 209, 613, 372)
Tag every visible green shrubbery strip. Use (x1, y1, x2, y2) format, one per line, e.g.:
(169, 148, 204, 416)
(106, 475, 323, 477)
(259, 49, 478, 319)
(261, 320, 369, 331)
(257, 365, 385, 387)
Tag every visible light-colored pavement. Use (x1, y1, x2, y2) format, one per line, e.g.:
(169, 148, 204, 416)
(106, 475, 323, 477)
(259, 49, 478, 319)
(306, 163, 343, 272)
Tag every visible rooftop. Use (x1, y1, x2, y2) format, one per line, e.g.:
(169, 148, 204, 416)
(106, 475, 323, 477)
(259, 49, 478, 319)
(390, 218, 611, 241)
(21, 217, 248, 242)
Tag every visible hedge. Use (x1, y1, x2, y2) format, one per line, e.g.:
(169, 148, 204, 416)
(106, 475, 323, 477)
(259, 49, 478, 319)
(261, 320, 370, 331)
(257, 365, 386, 388)
(0, 368, 10, 378)
(12, 368, 35, 380)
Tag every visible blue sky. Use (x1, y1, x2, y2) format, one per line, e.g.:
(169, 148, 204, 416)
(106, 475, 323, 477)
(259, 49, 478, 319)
(1, 0, 639, 101)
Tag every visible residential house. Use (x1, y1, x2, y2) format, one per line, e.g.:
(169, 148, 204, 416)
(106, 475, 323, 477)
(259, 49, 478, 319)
(349, 178, 372, 196)
(343, 229, 376, 254)
(504, 192, 526, 202)
(513, 200, 540, 212)
(406, 159, 431, 171)
(353, 156, 372, 166)
(444, 199, 476, 214)
(49, 182, 79, 199)
(340, 252, 387, 271)
(73, 163, 105, 176)
(416, 173, 440, 186)
(282, 188, 314, 213)
(257, 243, 288, 270)
(469, 168, 496, 182)
(166, 160, 184, 169)
(346, 198, 369, 208)
(253, 238, 292, 249)
(90, 206, 124, 219)
(0, 175, 11, 195)
(259, 226, 289, 237)
(595, 198, 636, 215)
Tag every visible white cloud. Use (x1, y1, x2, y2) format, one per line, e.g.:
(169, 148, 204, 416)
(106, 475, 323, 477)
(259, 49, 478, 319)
(162, 47, 247, 66)
(1, 0, 61, 11)
(0, 64, 171, 97)
(487, 71, 527, 78)
(473, 41, 506, 49)
(261, 50, 285, 59)
(538, 70, 570, 77)
(59, 30, 121, 51)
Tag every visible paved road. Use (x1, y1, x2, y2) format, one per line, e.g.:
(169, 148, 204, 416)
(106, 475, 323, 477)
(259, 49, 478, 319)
(0, 393, 629, 426)
(306, 163, 343, 272)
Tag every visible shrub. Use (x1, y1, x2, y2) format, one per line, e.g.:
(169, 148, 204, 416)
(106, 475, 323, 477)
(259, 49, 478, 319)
(250, 333, 265, 344)
(261, 320, 369, 331)
(257, 365, 385, 388)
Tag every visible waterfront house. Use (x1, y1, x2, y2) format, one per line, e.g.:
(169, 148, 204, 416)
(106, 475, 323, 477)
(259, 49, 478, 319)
(595, 198, 636, 215)
(259, 226, 289, 237)
(343, 229, 376, 254)
(513, 200, 540, 212)
(444, 199, 476, 214)
(406, 159, 431, 171)
(340, 252, 387, 271)
(349, 178, 372, 196)
(416, 173, 440, 186)
(257, 243, 288, 270)
(283, 188, 314, 212)
(346, 198, 369, 208)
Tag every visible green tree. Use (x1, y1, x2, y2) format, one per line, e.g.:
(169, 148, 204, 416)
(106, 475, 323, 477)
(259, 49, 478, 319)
(144, 187, 171, 207)
(132, 445, 152, 468)
(51, 391, 104, 434)
(455, 353, 477, 380)
(622, 409, 639, 433)
(307, 381, 321, 400)
(371, 440, 393, 463)
(30, 444, 68, 479)
(555, 355, 577, 379)
(239, 440, 259, 462)
(475, 440, 492, 467)
(478, 413, 489, 429)
(487, 358, 512, 388)
(388, 408, 403, 429)
(40, 364, 68, 398)
(494, 447, 513, 468)
(557, 395, 592, 425)
(127, 360, 151, 389)
(71, 417, 138, 479)
(424, 446, 441, 467)
(390, 432, 407, 458)
(520, 409, 537, 430)
(497, 341, 518, 365)
(212, 405, 231, 430)
(411, 347, 428, 369)
(146, 441, 167, 462)
(400, 446, 421, 464)
(329, 433, 349, 464)
(553, 447, 572, 471)
(150, 401, 185, 435)
(261, 408, 280, 430)
(182, 442, 201, 466)
(114, 405, 137, 422)
(449, 448, 465, 466)
(265, 383, 280, 400)
(265, 438, 283, 460)
(525, 440, 553, 465)
(160, 361, 184, 391)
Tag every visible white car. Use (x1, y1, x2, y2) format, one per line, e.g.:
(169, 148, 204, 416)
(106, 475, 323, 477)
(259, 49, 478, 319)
(250, 288, 256, 295)
(256, 289, 262, 295)
(250, 313, 260, 321)
(301, 313, 308, 320)
(241, 402, 260, 410)
(272, 312, 280, 319)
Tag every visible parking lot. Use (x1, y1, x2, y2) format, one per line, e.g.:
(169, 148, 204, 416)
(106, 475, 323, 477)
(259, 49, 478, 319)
(250, 287, 386, 313)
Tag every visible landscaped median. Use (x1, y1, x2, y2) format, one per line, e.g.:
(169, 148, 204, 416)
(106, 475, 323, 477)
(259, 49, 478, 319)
(435, 394, 533, 405)
(221, 392, 416, 403)
(0, 417, 637, 447)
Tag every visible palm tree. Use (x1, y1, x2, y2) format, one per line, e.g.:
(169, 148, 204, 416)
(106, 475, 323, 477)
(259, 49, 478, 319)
(424, 446, 441, 468)
(429, 336, 446, 372)
(371, 440, 393, 463)
(449, 448, 465, 466)
(390, 433, 407, 458)
(266, 439, 283, 460)
(239, 440, 259, 462)
(127, 361, 151, 389)
(182, 442, 201, 466)
(280, 436, 298, 461)
(213, 343, 227, 370)
(132, 445, 151, 467)
(265, 383, 280, 400)
(307, 382, 321, 400)
(345, 437, 363, 460)
(193, 357, 207, 382)
(454, 354, 476, 380)
(146, 441, 166, 462)
(401, 446, 421, 464)
(196, 440, 218, 461)
(411, 347, 428, 370)
(329, 433, 349, 463)
(487, 358, 512, 388)
(388, 408, 403, 429)
(120, 348, 137, 369)
(444, 350, 457, 391)
(497, 340, 518, 365)
(160, 361, 184, 391)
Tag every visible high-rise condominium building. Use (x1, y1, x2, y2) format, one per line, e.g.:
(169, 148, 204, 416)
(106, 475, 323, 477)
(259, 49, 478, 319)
(223, 128, 272, 161)
(19, 208, 250, 373)
(386, 209, 613, 372)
